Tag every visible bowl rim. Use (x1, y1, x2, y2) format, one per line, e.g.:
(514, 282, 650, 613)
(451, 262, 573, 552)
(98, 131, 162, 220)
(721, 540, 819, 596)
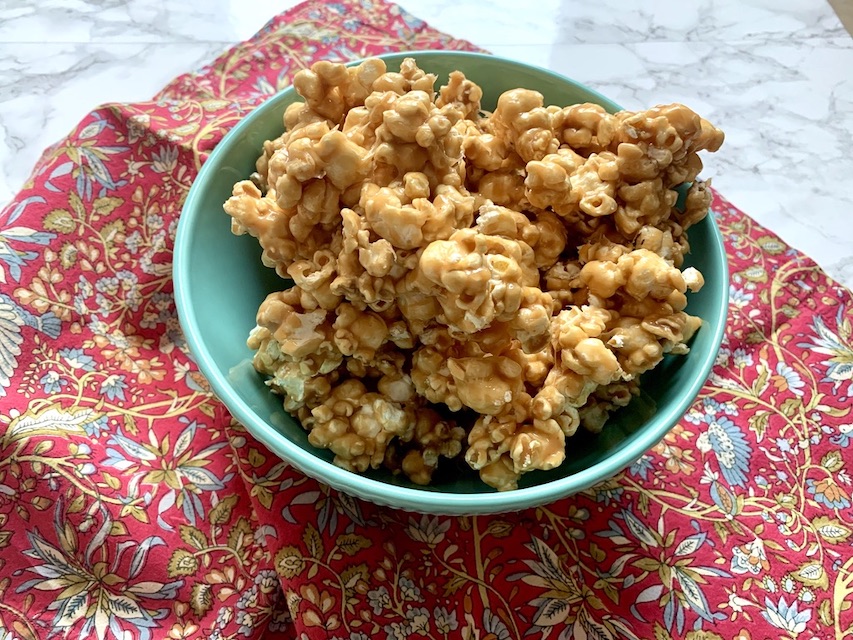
(174, 50, 729, 514)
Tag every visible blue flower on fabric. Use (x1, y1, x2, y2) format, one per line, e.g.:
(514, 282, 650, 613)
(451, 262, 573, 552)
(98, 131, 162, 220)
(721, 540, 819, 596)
(39, 371, 67, 394)
(58, 347, 96, 371)
(729, 285, 754, 308)
(99, 374, 128, 401)
(806, 477, 851, 510)
(433, 607, 458, 634)
(798, 314, 853, 393)
(696, 415, 752, 487)
(730, 539, 769, 575)
(594, 483, 624, 504)
(732, 348, 754, 368)
(775, 437, 792, 454)
(0, 293, 61, 398)
(629, 455, 654, 481)
(83, 415, 109, 438)
(831, 423, 853, 447)
(774, 362, 805, 396)
(761, 596, 811, 634)
(367, 586, 390, 615)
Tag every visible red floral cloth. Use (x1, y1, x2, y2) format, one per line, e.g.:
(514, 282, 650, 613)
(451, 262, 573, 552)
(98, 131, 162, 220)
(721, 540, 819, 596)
(2, 1, 852, 639)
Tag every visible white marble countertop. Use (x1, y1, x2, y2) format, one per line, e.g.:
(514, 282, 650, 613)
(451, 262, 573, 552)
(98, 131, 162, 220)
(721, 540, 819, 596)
(1, 0, 852, 289)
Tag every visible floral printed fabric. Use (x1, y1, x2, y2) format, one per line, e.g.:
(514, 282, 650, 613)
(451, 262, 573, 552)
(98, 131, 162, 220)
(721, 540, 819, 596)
(0, 1, 852, 638)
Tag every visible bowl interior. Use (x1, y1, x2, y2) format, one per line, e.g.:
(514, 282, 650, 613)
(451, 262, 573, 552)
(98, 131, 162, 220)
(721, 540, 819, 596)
(174, 51, 728, 514)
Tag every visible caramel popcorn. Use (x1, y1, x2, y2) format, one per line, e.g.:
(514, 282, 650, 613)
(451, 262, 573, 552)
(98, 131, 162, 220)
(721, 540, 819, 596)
(226, 57, 724, 490)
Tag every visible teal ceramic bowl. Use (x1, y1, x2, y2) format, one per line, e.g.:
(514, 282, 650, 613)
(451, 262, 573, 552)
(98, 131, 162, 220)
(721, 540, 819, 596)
(174, 51, 728, 515)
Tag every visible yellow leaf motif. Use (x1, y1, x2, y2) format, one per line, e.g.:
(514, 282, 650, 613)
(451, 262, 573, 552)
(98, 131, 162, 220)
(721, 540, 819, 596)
(43, 209, 76, 233)
(819, 599, 833, 627)
(685, 631, 724, 640)
(4, 403, 97, 446)
(275, 546, 305, 579)
(821, 451, 844, 473)
(0, 529, 11, 551)
(589, 542, 606, 563)
(31, 497, 51, 511)
(198, 403, 216, 418)
(209, 495, 238, 525)
(741, 265, 767, 283)
(633, 557, 661, 573)
(179, 525, 207, 551)
(748, 411, 770, 442)
(812, 516, 852, 544)
(485, 520, 513, 538)
(443, 574, 466, 596)
(167, 549, 198, 577)
(340, 563, 368, 590)
(200, 100, 231, 110)
(68, 191, 85, 219)
(125, 505, 149, 524)
(33, 440, 53, 456)
(756, 236, 786, 255)
(124, 414, 139, 436)
(67, 494, 86, 514)
(792, 561, 829, 590)
(780, 397, 802, 418)
(190, 583, 212, 617)
(100, 220, 125, 249)
(654, 622, 673, 640)
(227, 517, 253, 556)
(101, 472, 122, 491)
(251, 485, 273, 510)
(248, 448, 266, 468)
(337, 534, 371, 556)
(303, 523, 324, 560)
(92, 196, 123, 217)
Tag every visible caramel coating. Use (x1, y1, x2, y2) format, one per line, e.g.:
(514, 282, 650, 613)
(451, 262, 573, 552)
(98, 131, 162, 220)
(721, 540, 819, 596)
(226, 57, 724, 489)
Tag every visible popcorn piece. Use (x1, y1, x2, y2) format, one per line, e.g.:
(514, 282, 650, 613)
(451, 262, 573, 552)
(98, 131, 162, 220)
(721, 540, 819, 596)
(415, 228, 549, 351)
(400, 408, 466, 485)
(466, 410, 567, 491)
(248, 289, 343, 412)
(552, 102, 616, 154)
(614, 178, 678, 236)
(308, 379, 412, 472)
(449, 354, 524, 416)
(676, 179, 713, 230)
(524, 148, 585, 215)
(611, 104, 724, 186)
(475, 168, 527, 211)
(287, 250, 341, 310)
(633, 224, 686, 266)
(579, 249, 705, 374)
(372, 57, 437, 95)
(578, 380, 639, 433)
(436, 71, 483, 120)
(372, 88, 465, 187)
(475, 204, 567, 270)
(224, 181, 299, 277)
(332, 303, 390, 362)
(490, 89, 559, 162)
(272, 122, 370, 213)
(291, 58, 387, 124)
(360, 181, 475, 250)
(411, 328, 465, 411)
(530, 307, 623, 440)
(462, 129, 508, 172)
(570, 152, 620, 218)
